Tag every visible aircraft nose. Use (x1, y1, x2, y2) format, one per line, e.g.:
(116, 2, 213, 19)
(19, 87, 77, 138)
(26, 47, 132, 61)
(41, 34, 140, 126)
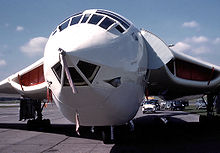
(43, 13, 145, 126)
(55, 24, 115, 54)
(57, 83, 140, 126)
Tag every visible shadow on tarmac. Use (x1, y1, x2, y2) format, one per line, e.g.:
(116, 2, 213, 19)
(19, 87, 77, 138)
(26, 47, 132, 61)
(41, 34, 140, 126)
(111, 115, 220, 153)
(0, 115, 220, 153)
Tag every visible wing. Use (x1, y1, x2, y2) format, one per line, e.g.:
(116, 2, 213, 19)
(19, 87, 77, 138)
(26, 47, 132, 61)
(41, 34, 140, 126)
(141, 29, 220, 100)
(0, 58, 47, 100)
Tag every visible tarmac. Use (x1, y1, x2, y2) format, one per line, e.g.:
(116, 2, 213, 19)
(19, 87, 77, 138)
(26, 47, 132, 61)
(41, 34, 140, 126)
(0, 104, 220, 153)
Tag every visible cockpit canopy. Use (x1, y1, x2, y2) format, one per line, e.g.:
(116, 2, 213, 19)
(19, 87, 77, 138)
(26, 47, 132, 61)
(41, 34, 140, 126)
(51, 9, 131, 36)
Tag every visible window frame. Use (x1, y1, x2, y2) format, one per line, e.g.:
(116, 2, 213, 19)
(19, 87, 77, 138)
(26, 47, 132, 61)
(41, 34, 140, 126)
(54, 11, 129, 35)
(63, 66, 88, 86)
(70, 14, 83, 26)
(77, 60, 100, 84)
(81, 14, 91, 23)
(88, 14, 104, 25)
(96, 10, 130, 29)
(51, 62, 62, 83)
(99, 17, 115, 30)
(59, 19, 70, 32)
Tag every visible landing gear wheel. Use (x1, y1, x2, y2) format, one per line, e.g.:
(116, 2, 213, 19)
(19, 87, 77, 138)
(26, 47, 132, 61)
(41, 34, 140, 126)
(21, 99, 52, 130)
(27, 119, 51, 129)
(101, 126, 114, 144)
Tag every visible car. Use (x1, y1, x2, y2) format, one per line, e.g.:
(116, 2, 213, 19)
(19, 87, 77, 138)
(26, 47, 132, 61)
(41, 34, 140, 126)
(164, 101, 173, 110)
(181, 100, 189, 107)
(195, 100, 207, 110)
(150, 99, 160, 110)
(171, 101, 185, 111)
(142, 100, 156, 113)
(160, 100, 166, 110)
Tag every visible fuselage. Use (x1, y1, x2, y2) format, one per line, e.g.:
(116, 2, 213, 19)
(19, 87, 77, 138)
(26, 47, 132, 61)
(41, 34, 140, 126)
(43, 9, 148, 126)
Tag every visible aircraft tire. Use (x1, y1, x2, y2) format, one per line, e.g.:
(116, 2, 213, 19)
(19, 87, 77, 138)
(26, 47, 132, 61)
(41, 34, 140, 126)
(101, 127, 113, 144)
(27, 119, 51, 130)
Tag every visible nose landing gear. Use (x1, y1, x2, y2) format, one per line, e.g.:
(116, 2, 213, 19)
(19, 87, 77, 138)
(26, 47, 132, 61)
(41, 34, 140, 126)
(101, 126, 114, 144)
(101, 120, 135, 144)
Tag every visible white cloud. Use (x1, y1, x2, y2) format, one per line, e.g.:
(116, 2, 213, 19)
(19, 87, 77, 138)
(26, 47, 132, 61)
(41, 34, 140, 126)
(214, 37, 220, 44)
(16, 26, 24, 31)
(190, 36, 208, 43)
(192, 46, 210, 55)
(173, 36, 211, 55)
(184, 36, 208, 44)
(20, 37, 48, 56)
(0, 59, 6, 67)
(172, 42, 191, 52)
(172, 36, 220, 66)
(182, 21, 199, 28)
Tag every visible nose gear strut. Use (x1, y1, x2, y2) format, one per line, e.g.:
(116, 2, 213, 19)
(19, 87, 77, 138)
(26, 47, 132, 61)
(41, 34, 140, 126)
(58, 48, 77, 94)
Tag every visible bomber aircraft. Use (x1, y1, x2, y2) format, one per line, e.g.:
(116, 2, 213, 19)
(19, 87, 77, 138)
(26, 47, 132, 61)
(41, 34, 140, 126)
(0, 9, 220, 143)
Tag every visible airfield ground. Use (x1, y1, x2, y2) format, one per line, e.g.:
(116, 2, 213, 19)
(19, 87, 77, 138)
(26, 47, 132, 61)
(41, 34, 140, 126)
(0, 104, 220, 153)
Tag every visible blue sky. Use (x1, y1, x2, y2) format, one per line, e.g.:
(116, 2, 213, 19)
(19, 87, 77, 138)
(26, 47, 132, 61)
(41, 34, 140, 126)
(0, 0, 220, 80)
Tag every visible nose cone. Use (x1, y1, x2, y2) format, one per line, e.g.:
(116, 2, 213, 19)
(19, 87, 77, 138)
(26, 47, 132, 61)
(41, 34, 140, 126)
(43, 10, 147, 126)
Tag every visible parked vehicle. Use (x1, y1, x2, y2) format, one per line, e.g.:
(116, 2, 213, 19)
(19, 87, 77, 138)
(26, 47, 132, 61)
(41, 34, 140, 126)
(160, 100, 166, 110)
(181, 100, 189, 107)
(142, 100, 156, 113)
(171, 101, 185, 111)
(195, 100, 207, 110)
(150, 99, 160, 110)
(164, 101, 173, 110)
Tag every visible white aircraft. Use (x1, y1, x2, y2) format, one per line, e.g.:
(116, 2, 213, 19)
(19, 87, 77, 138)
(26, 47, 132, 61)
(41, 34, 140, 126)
(0, 9, 220, 142)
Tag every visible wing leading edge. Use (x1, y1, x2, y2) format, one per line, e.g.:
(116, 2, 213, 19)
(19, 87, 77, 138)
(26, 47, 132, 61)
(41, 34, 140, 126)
(141, 29, 220, 100)
(0, 58, 47, 100)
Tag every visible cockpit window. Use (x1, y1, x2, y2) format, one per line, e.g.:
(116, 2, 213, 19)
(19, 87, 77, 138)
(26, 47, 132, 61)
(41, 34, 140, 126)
(52, 62, 88, 86)
(88, 14, 103, 25)
(52, 62, 62, 83)
(53, 10, 130, 36)
(64, 67, 88, 86)
(115, 25, 125, 33)
(77, 61, 100, 83)
(96, 10, 130, 29)
(81, 14, 91, 23)
(70, 15, 83, 26)
(99, 17, 115, 29)
(59, 19, 70, 31)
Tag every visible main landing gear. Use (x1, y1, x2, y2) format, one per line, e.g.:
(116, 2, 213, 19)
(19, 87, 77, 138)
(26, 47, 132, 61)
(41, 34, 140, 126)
(199, 94, 220, 126)
(19, 98, 51, 129)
